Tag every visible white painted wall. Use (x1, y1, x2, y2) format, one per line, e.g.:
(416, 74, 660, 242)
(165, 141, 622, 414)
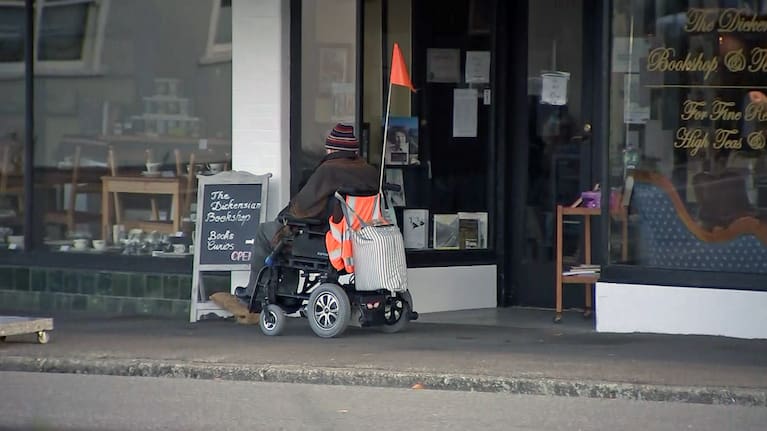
(596, 282, 767, 339)
(407, 265, 497, 313)
(230, 0, 290, 293)
(232, 0, 291, 220)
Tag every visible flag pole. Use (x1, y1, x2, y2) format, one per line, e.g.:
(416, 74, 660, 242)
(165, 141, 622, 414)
(378, 78, 393, 195)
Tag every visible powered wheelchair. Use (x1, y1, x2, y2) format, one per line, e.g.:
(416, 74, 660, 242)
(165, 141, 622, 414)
(235, 187, 417, 338)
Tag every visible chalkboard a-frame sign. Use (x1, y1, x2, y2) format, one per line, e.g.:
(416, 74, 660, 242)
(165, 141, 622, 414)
(190, 171, 271, 322)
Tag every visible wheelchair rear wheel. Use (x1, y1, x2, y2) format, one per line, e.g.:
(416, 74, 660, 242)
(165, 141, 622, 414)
(259, 304, 286, 336)
(307, 283, 350, 338)
(379, 293, 411, 333)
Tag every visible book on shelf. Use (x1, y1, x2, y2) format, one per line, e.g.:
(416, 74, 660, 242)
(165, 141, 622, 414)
(458, 218, 480, 249)
(433, 213, 459, 249)
(403, 209, 428, 249)
(562, 264, 601, 276)
(457, 211, 488, 248)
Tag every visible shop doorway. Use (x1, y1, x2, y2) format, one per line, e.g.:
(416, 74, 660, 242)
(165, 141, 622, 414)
(509, 0, 601, 307)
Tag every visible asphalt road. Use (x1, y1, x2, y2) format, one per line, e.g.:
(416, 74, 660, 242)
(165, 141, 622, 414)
(0, 372, 764, 431)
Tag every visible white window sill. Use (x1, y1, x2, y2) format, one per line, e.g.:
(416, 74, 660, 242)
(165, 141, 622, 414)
(0, 66, 106, 80)
(199, 51, 232, 65)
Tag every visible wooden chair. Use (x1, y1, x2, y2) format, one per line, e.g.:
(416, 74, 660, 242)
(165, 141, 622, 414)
(175, 149, 196, 219)
(44, 145, 101, 233)
(44, 145, 102, 233)
(0, 141, 25, 217)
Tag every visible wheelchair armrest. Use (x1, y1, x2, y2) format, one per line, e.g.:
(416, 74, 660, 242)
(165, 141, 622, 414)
(279, 214, 323, 227)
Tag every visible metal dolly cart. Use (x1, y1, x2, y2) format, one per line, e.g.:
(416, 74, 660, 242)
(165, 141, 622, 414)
(0, 316, 53, 344)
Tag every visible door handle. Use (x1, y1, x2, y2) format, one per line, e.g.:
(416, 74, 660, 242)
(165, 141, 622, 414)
(571, 123, 592, 143)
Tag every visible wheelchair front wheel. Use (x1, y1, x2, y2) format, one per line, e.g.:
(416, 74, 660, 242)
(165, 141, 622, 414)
(307, 283, 350, 338)
(259, 304, 286, 336)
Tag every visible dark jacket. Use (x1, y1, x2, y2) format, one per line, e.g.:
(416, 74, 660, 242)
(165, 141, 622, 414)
(286, 151, 379, 220)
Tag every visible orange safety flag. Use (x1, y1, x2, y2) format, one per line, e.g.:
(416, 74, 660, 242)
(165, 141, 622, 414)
(390, 42, 415, 92)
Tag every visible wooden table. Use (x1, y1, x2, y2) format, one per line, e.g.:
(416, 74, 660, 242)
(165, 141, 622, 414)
(101, 175, 184, 240)
(554, 205, 628, 323)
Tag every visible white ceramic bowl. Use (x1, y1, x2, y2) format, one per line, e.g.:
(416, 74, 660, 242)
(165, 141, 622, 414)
(73, 238, 89, 250)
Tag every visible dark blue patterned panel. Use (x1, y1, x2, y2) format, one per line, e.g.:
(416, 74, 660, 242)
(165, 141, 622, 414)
(633, 182, 767, 274)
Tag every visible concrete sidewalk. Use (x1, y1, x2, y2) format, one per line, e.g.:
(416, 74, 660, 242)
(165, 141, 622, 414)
(0, 308, 766, 406)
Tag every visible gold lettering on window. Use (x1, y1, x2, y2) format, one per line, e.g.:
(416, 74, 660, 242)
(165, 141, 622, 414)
(745, 101, 767, 121)
(747, 131, 767, 150)
(718, 8, 767, 33)
(675, 127, 709, 156)
(646, 48, 718, 80)
(713, 129, 743, 150)
(709, 100, 742, 121)
(748, 47, 767, 72)
(685, 8, 717, 32)
(680, 100, 708, 120)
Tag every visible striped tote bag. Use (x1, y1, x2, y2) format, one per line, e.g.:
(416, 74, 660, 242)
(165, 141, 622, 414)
(336, 193, 408, 292)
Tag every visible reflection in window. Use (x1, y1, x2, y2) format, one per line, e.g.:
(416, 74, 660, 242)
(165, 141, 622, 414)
(38, 0, 90, 61)
(0, 3, 25, 62)
(203, 0, 232, 63)
(0, 0, 103, 73)
(609, 0, 767, 274)
(21, 0, 234, 257)
(214, 0, 232, 44)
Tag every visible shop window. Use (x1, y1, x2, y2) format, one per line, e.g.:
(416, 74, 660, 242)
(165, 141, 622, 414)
(0, 0, 107, 76)
(201, 0, 232, 64)
(609, 0, 767, 274)
(361, 0, 494, 252)
(21, 0, 232, 258)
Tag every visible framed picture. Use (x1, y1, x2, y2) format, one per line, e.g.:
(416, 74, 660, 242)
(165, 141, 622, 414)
(318, 44, 351, 95)
(468, 0, 492, 34)
(385, 116, 419, 165)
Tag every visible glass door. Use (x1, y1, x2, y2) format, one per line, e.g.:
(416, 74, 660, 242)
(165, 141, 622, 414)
(513, 0, 597, 307)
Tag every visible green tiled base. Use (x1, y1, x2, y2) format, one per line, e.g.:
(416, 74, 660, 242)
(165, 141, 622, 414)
(0, 266, 225, 319)
(0, 289, 190, 318)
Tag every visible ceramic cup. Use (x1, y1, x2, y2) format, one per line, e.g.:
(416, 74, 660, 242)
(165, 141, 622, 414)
(172, 244, 186, 254)
(8, 235, 24, 249)
(145, 162, 162, 173)
(92, 239, 107, 251)
(73, 239, 89, 250)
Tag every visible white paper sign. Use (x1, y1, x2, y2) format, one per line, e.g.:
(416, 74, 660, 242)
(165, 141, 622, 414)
(611, 37, 649, 73)
(453, 88, 478, 137)
(623, 73, 650, 124)
(427, 48, 461, 83)
(540, 72, 570, 106)
(465, 51, 491, 83)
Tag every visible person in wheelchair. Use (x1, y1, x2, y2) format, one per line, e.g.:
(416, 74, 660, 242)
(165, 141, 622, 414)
(238, 123, 378, 303)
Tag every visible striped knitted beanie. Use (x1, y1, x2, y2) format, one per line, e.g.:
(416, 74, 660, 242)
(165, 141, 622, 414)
(325, 123, 359, 151)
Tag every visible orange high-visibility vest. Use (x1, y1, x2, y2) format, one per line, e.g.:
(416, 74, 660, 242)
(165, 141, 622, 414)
(325, 194, 383, 273)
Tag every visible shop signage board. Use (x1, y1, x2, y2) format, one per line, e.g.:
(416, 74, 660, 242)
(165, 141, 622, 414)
(190, 171, 271, 322)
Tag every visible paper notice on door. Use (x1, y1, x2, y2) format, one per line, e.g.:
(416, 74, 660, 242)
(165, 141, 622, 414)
(427, 48, 461, 83)
(540, 71, 570, 106)
(465, 51, 491, 84)
(453, 88, 478, 137)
